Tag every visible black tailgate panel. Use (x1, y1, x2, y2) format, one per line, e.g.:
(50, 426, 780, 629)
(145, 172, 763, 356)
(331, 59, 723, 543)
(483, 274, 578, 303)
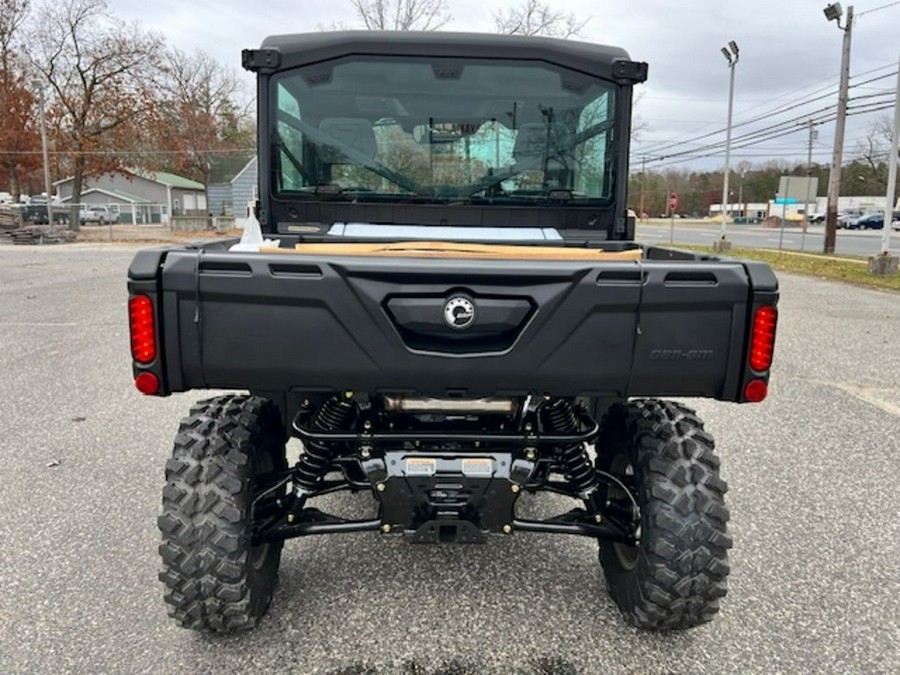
(157, 251, 752, 399)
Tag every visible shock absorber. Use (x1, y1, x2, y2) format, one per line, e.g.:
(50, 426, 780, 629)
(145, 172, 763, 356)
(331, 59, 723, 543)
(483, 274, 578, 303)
(540, 398, 600, 499)
(294, 396, 358, 499)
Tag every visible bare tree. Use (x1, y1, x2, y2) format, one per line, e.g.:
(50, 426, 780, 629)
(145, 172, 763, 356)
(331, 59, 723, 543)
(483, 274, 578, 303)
(0, 0, 28, 74)
(149, 47, 253, 184)
(854, 115, 894, 172)
(0, 0, 40, 201)
(350, 0, 452, 30)
(630, 90, 647, 142)
(29, 0, 165, 229)
(493, 0, 588, 38)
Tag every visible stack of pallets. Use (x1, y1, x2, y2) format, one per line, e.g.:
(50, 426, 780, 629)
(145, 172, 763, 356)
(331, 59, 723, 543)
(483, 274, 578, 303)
(0, 206, 21, 242)
(6, 226, 77, 245)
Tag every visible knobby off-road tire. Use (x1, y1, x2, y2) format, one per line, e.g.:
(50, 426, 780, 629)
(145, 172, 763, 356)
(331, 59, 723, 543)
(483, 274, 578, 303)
(595, 400, 732, 630)
(158, 395, 287, 632)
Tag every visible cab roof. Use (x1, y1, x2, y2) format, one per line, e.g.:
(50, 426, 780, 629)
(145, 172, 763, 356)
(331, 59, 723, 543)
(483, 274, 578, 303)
(247, 31, 647, 84)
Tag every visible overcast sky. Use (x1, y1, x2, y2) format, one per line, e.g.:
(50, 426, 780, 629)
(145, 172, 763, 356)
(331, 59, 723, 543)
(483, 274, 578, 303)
(111, 0, 900, 171)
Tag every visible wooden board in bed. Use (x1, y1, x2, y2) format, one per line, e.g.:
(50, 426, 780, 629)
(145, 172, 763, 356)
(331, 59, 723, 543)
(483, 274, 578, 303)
(258, 241, 643, 261)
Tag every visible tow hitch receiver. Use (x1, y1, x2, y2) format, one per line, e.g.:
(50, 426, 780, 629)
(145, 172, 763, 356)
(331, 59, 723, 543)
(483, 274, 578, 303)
(365, 452, 533, 543)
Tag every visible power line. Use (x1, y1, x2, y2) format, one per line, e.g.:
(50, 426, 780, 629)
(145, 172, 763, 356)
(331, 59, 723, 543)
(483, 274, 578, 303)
(644, 103, 895, 168)
(634, 66, 899, 158)
(634, 63, 894, 152)
(635, 90, 896, 167)
(850, 89, 899, 100)
(628, 150, 841, 169)
(637, 70, 897, 157)
(857, 0, 900, 17)
(727, 61, 897, 118)
(646, 105, 837, 162)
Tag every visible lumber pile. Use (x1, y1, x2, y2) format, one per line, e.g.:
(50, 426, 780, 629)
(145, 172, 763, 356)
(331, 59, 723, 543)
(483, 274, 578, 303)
(2, 226, 77, 245)
(0, 205, 22, 232)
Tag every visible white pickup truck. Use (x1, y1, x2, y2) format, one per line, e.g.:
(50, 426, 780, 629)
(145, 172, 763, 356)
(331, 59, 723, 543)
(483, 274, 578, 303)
(79, 205, 115, 225)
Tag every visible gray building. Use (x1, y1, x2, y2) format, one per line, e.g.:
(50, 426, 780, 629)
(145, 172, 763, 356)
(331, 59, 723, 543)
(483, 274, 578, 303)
(55, 170, 206, 224)
(207, 156, 257, 218)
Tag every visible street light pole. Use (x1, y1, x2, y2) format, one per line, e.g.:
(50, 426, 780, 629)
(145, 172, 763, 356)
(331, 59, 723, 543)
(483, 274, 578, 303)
(716, 41, 739, 252)
(824, 3, 854, 254)
(876, 52, 899, 261)
(33, 78, 53, 226)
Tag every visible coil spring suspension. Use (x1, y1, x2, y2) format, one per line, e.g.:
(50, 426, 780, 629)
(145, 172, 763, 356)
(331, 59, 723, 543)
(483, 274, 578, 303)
(294, 396, 357, 496)
(541, 399, 599, 498)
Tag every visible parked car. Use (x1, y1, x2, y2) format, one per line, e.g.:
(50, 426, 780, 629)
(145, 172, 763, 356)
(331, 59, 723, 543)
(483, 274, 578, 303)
(852, 212, 899, 230)
(79, 205, 115, 225)
(837, 212, 860, 229)
(890, 211, 900, 231)
(851, 213, 883, 230)
(807, 212, 826, 223)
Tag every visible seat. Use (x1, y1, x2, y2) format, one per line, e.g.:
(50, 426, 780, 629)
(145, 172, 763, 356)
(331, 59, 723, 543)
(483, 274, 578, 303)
(512, 123, 551, 163)
(317, 118, 378, 163)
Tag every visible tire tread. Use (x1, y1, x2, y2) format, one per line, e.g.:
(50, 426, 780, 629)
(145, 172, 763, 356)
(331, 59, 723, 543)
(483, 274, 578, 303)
(597, 399, 732, 630)
(158, 394, 284, 632)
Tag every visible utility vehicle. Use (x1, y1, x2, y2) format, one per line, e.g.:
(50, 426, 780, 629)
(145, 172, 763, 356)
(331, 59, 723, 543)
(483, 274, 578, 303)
(128, 31, 778, 633)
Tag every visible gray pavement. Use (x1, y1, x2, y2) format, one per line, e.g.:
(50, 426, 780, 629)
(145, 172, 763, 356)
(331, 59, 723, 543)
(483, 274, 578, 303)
(637, 220, 896, 257)
(1, 243, 899, 674)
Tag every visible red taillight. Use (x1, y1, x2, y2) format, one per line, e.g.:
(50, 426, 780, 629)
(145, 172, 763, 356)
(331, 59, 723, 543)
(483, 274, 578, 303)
(749, 305, 777, 372)
(134, 372, 160, 395)
(744, 379, 768, 403)
(129, 295, 156, 364)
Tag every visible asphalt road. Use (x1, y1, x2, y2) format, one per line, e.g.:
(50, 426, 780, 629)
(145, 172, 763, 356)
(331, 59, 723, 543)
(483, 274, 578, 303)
(637, 220, 897, 257)
(1, 244, 899, 674)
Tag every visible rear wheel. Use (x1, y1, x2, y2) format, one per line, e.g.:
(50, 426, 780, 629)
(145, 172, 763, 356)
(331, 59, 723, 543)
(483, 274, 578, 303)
(158, 395, 287, 632)
(595, 400, 732, 630)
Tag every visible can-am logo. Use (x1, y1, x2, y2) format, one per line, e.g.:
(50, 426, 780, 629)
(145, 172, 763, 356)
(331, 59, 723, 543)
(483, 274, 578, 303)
(649, 349, 714, 362)
(444, 296, 476, 330)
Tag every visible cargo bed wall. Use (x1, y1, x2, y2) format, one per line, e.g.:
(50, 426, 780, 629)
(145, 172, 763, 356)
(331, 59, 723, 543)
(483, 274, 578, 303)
(153, 250, 756, 401)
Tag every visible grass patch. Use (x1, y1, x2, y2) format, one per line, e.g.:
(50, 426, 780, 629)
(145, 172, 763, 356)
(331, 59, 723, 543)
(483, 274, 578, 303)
(678, 245, 900, 292)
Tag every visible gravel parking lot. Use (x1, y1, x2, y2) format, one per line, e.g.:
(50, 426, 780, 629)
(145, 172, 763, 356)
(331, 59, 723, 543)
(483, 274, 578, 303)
(1, 243, 898, 674)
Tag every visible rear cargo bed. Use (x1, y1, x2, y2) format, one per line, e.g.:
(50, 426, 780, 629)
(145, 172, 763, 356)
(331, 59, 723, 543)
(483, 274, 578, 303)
(128, 243, 777, 401)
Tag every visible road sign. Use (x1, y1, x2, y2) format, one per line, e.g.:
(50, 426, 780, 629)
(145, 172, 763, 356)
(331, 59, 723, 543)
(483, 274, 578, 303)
(668, 192, 678, 210)
(778, 176, 817, 201)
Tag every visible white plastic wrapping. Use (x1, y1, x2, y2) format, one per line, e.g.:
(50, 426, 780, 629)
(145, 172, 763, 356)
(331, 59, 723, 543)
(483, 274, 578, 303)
(229, 201, 280, 252)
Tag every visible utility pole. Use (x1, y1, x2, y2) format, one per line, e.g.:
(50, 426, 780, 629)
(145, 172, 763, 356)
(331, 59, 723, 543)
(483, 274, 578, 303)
(869, 51, 899, 275)
(639, 155, 647, 221)
(33, 78, 53, 227)
(823, 3, 854, 254)
(716, 41, 739, 252)
(802, 119, 817, 251)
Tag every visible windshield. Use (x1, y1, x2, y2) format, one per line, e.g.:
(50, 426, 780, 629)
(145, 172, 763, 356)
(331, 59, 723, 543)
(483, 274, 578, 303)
(272, 57, 617, 205)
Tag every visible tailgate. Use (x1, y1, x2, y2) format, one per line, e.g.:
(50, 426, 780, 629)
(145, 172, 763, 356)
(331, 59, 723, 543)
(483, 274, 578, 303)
(136, 249, 763, 401)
